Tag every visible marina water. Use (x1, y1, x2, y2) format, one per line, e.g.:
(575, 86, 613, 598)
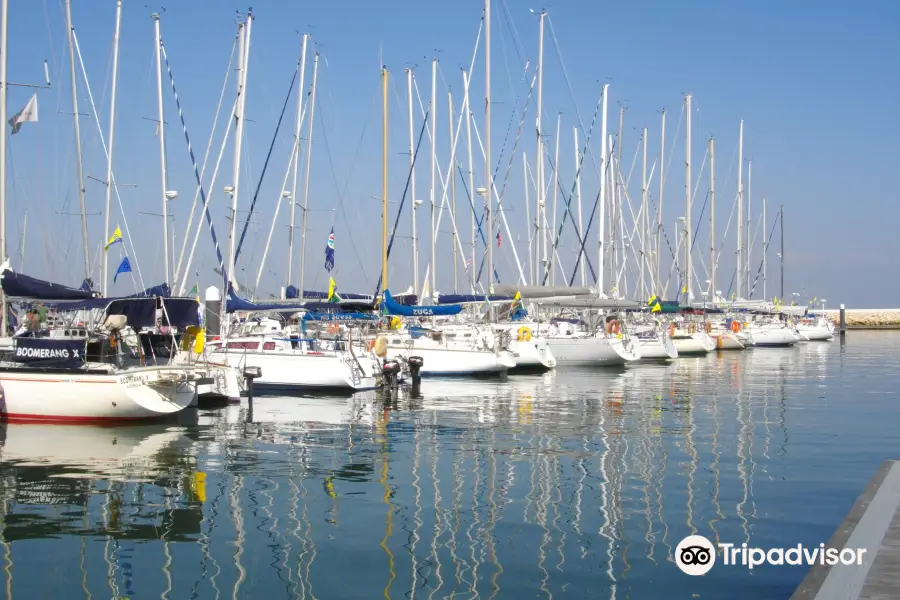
(0, 332, 896, 599)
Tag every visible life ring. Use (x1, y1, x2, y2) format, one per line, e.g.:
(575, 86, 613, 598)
(704, 321, 712, 334)
(730, 320, 741, 333)
(606, 320, 620, 335)
(668, 323, 675, 337)
(327, 323, 340, 334)
(517, 326, 532, 342)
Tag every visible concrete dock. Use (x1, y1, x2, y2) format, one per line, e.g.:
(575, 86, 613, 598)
(792, 460, 900, 599)
(824, 309, 900, 329)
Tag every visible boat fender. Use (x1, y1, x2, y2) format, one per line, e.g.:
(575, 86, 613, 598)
(517, 326, 532, 342)
(373, 336, 388, 357)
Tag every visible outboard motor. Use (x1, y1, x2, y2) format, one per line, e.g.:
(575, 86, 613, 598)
(407, 355, 424, 382)
(382, 358, 401, 389)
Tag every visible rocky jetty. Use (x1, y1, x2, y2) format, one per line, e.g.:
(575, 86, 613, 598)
(824, 309, 900, 329)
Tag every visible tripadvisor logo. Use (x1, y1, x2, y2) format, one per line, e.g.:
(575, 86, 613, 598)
(674, 534, 868, 575)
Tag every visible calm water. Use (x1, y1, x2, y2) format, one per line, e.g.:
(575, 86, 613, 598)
(0, 332, 898, 599)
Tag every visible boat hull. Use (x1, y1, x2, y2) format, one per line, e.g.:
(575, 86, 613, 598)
(672, 332, 716, 355)
(638, 334, 678, 359)
(214, 350, 378, 391)
(385, 345, 513, 376)
(545, 336, 635, 366)
(0, 365, 196, 422)
(798, 324, 833, 341)
(750, 326, 797, 347)
(712, 331, 745, 350)
(508, 337, 556, 371)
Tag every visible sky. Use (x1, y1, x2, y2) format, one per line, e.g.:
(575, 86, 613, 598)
(3, 0, 898, 308)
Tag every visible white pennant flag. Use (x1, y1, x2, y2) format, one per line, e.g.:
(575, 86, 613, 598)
(9, 93, 38, 135)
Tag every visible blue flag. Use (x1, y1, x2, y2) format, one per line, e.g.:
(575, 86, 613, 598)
(324, 227, 335, 272)
(114, 256, 132, 283)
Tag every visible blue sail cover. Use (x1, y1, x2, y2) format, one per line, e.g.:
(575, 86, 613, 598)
(1, 269, 95, 301)
(48, 283, 173, 311)
(104, 297, 200, 328)
(302, 312, 377, 322)
(382, 290, 463, 317)
(437, 294, 514, 304)
(284, 285, 373, 301)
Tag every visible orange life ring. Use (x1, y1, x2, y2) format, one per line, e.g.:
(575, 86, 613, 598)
(606, 320, 620, 335)
(730, 320, 740, 333)
(668, 323, 675, 337)
(327, 323, 340, 334)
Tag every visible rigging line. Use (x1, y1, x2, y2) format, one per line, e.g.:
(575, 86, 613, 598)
(160, 46, 227, 286)
(233, 66, 299, 266)
(747, 212, 779, 298)
(174, 32, 237, 286)
(71, 30, 146, 291)
(569, 139, 616, 287)
(371, 110, 429, 299)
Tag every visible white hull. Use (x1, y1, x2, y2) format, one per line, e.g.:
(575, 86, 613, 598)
(215, 349, 378, 391)
(0, 365, 196, 422)
(750, 326, 797, 347)
(385, 344, 514, 375)
(672, 331, 716, 355)
(638, 333, 678, 360)
(195, 363, 242, 401)
(712, 331, 745, 350)
(508, 337, 556, 370)
(798, 323, 833, 341)
(545, 335, 637, 366)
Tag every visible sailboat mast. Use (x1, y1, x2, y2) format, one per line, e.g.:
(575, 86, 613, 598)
(381, 66, 389, 293)
(597, 83, 609, 292)
(228, 15, 251, 288)
(656, 109, 665, 295)
(575, 127, 584, 286)
(65, 0, 91, 282)
(485, 0, 493, 294)
(152, 13, 171, 286)
(535, 10, 544, 287)
(102, 0, 123, 296)
(1, 0, 9, 333)
(613, 106, 624, 290)
(298, 53, 319, 302)
(746, 159, 752, 297)
(407, 68, 418, 295)
(780, 204, 784, 299)
(683, 93, 692, 305)
(762, 196, 767, 298)
(709, 136, 716, 302)
(449, 90, 458, 291)
(640, 126, 647, 300)
(429, 58, 437, 298)
(550, 112, 560, 285)
(463, 70, 475, 293)
(286, 33, 309, 295)
(736, 119, 744, 298)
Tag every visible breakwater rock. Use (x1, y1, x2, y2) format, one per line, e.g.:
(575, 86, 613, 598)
(823, 309, 900, 329)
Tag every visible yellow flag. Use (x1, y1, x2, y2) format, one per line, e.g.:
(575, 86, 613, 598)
(104, 226, 123, 251)
(651, 301, 661, 313)
(327, 277, 336, 301)
(682, 285, 687, 295)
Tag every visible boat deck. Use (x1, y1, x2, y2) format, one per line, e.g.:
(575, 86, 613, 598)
(792, 459, 900, 599)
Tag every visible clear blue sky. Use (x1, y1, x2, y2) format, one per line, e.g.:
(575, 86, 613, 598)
(4, 0, 898, 307)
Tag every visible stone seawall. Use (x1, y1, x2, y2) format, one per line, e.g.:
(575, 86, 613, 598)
(823, 309, 900, 329)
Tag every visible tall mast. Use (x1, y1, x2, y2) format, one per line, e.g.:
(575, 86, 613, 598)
(228, 14, 251, 288)
(0, 0, 8, 333)
(485, 0, 493, 294)
(381, 66, 389, 294)
(746, 159, 752, 297)
(286, 33, 309, 295)
(683, 93, 692, 305)
(736, 119, 744, 298)
(550, 112, 560, 285)
(574, 127, 584, 286)
(407, 68, 418, 295)
(65, 0, 91, 282)
(102, 0, 123, 296)
(449, 90, 458, 291)
(463, 70, 475, 293)
(298, 53, 319, 302)
(762, 195, 767, 299)
(613, 106, 624, 290)
(535, 10, 545, 287)
(597, 83, 609, 292)
(780, 204, 784, 300)
(640, 126, 648, 300)
(709, 136, 716, 303)
(429, 58, 437, 298)
(656, 109, 665, 295)
(152, 13, 170, 286)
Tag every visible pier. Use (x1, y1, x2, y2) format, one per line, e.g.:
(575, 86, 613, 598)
(792, 460, 900, 599)
(824, 309, 900, 330)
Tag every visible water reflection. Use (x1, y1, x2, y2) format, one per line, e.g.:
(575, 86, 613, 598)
(0, 335, 897, 597)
